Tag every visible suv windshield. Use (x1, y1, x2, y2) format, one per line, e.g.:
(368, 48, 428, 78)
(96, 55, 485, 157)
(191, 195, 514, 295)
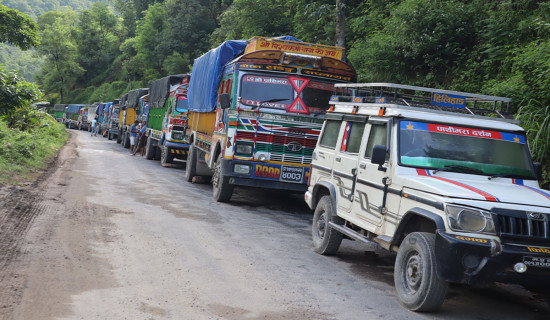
(239, 73, 334, 113)
(399, 120, 535, 178)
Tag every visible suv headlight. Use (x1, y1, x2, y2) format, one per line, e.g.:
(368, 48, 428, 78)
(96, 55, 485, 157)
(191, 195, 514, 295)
(235, 142, 253, 155)
(446, 205, 495, 234)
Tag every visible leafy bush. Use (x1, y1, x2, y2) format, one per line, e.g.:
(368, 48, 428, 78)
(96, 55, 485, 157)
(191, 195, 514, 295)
(0, 118, 67, 185)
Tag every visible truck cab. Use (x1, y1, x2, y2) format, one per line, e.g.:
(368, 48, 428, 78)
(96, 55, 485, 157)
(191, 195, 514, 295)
(305, 83, 549, 311)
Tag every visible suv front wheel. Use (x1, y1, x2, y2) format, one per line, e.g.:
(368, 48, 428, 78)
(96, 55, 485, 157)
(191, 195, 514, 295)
(312, 195, 343, 255)
(394, 232, 448, 312)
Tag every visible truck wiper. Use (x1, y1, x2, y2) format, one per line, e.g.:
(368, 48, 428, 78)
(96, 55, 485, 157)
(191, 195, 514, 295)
(432, 165, 484, 175)
(250, 98, 288, 110)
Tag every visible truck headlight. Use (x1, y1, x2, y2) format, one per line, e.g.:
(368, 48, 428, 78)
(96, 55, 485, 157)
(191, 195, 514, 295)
(446, 205, 495, 234)
(235, 143, 253, 155)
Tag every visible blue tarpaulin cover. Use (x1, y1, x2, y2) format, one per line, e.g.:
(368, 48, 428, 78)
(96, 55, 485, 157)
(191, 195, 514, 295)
(67, 104, 85, 114)
(187, 36, 301, 113)
(96, 103, 105, 115)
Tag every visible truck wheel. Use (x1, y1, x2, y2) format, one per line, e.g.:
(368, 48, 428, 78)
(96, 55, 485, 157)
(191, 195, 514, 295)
(212, 153, 233, 202)
(108, 132, 113, 140)
(124, 133, 130, 149)
(185, 145, 197, 182)
(394, 232, 448, 312)
(116, 131, 122, 144)
(312, 195, 343, 255)
(145, 137, 155, 160)
(161, 144, 174, 165)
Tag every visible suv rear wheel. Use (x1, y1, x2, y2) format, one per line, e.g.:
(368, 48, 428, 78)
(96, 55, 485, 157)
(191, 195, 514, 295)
(312, 195, 343, 255)
(394, 232, 448, 311)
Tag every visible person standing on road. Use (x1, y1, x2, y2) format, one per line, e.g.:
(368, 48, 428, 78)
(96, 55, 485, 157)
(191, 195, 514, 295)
(129, 120, 139, 154)
(91, 117, 98, 136)
(132, 121, 147, 156)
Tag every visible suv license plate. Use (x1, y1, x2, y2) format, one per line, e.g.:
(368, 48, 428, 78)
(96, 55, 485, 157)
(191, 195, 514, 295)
(523, 256, 550, 268)
(280, 166, 304, 183)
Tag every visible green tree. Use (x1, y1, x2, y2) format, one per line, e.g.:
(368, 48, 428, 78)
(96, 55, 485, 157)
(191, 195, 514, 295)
(37, 11, 84, 103)
(211, 0, 293, 43)
(349, 0, 479, 86)
(75, 3, 122, 84)
(134, 2, 168, 80)
(0, 3, 40, 50)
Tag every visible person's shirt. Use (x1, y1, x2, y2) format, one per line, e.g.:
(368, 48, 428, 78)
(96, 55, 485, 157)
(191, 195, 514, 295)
(139, 125, 147, 135)
(91, 119, 97, 127)
(130, 124, 138, 137)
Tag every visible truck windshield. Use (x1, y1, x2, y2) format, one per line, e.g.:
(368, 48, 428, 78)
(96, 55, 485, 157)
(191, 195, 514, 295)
(239, 73, 334, 113)
(399, 120, 535, 178)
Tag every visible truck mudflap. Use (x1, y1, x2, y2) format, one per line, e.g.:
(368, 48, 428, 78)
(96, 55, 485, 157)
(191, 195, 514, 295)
(220, 158, 309, 192)
(434, 230, 550, 286)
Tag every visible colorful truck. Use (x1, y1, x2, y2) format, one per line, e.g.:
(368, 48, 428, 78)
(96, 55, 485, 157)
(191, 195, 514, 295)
(76, 104, 97, 131)
(107, 99, 120, 140)
(65, 104, 86, 129)
(144, 74, 190, 166)
(53, 104, 67, 122)
(184, 36, 356, 202)
(118, 88, 149, 148)
(96, 102, 110, 135)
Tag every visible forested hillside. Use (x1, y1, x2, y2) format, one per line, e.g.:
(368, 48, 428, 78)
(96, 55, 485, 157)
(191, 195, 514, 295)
(2, 0, 550, 185)
(0, 0, 101, 81)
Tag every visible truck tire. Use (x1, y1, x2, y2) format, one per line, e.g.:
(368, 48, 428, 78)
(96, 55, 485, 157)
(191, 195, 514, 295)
(160, 144, 174, 165)
(394, 232, 448, 312)
(312, 195, 343, 255)
(185, 145, 197, 182)
(212, 153, 233, 202)
(108, 132, 113, 140)
(124, 133, 130, 149)
(116, 131, 122, 144)
(145, 137, 155, 160)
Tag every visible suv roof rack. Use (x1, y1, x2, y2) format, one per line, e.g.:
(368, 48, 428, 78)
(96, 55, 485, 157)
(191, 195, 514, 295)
(333, 83, 513, 119)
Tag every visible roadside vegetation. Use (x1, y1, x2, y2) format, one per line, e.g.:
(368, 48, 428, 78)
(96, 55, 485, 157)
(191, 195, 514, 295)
(0, 65, 68, 185)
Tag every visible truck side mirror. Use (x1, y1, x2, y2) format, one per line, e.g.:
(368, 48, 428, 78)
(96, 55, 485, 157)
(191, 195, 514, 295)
(371, 144, 387, 172)
(219, 94, 231, 109)
(533, 162, 543, 180)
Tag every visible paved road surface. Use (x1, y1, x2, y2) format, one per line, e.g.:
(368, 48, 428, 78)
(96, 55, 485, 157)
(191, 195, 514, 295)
(0, 130, 548, 319)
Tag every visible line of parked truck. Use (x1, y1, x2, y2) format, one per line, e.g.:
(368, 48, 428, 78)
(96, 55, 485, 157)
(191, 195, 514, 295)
(51, 36, 550, 312)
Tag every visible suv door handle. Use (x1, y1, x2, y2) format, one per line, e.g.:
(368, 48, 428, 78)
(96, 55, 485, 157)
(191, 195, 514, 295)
(335, 157, 341, 162)
(359, 163, 366, 169)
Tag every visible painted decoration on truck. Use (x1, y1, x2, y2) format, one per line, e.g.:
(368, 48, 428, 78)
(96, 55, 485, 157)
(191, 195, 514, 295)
(401, 121, 526, 144)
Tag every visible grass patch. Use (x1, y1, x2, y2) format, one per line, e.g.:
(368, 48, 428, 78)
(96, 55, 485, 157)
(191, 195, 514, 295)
(0, 119, 68, 185)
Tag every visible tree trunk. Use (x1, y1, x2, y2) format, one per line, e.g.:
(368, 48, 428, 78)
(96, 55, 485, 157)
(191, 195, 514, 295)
(335, 0, 346, 48)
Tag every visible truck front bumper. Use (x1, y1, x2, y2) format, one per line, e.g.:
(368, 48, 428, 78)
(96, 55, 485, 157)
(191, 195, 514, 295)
(435, 231, 550, 286)
(220, 158, 309, 192)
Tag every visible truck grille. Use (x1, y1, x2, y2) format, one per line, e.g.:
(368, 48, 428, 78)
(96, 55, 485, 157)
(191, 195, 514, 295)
(494, 208, 550, 245)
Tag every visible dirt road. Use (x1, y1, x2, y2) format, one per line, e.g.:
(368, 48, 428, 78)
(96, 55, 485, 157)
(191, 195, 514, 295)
(0, 130, 549, 320)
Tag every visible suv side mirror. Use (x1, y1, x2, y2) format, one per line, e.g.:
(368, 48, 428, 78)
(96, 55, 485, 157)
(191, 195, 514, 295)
(219, 94, 231, 109)
(533, 162, 543, 180)
(371, 144, 387, 172)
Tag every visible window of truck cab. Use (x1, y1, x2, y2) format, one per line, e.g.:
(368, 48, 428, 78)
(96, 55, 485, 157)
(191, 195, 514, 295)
(398, 120, 536, 179)
(238, 72, 335, 113)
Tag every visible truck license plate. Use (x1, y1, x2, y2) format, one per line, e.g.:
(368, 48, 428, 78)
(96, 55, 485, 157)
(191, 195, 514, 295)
(523, 256, 550, 268)
(280, 166, 303, 183)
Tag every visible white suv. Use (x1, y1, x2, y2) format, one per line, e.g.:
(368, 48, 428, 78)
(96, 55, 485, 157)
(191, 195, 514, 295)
(305, 83, 550, 311)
